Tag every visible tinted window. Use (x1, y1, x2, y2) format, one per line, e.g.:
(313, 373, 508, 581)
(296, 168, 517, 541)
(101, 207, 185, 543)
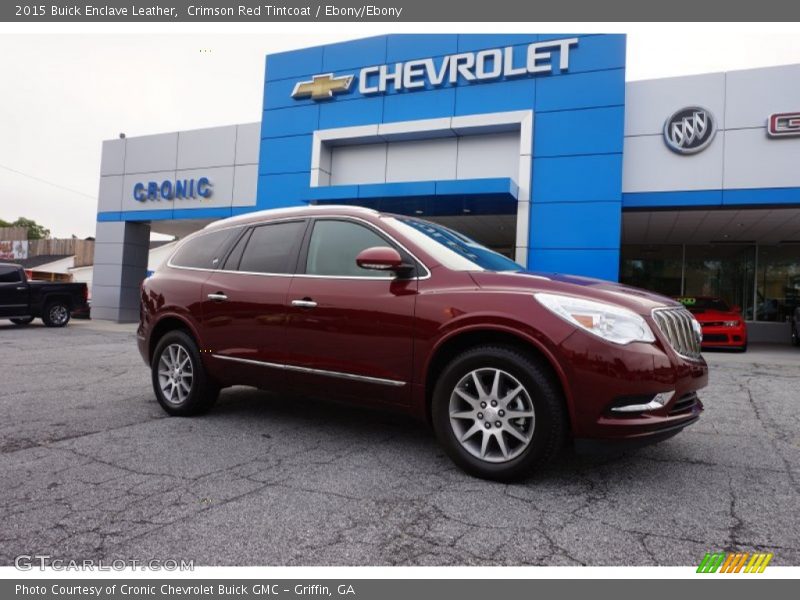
(0, 266, 21, 283)
(222, 229, 252, 270)
(170, 228, 239, 270)
(238, 221, 306, 274)
(305, 220, 391, 278)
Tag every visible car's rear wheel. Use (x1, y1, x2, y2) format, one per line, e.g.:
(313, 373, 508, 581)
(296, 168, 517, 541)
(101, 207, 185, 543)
(42, 301, 70, 327)
(431, 345, 567, 481)
(151, 330, 219, 416)
(10, 316, 34, 325)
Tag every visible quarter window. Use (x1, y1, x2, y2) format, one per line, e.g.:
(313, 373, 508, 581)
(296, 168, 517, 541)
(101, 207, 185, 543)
(170, 228, 240, 270)
(305, 220, 393, 278)
(237, 221, 306, 274)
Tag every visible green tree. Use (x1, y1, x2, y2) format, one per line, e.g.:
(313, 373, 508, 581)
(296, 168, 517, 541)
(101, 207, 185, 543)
(0, 217, 51, 239)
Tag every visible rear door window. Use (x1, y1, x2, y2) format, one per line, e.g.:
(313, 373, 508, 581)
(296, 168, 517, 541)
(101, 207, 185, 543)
(237, 220, 306, 275)
(0, 266, 22, 283)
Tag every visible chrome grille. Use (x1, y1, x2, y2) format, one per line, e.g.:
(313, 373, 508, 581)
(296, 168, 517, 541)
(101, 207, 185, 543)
(652, 307, 702, 360)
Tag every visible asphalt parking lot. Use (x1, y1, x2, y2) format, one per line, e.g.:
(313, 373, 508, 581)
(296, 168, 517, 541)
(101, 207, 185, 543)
(1, 319, 798, 566)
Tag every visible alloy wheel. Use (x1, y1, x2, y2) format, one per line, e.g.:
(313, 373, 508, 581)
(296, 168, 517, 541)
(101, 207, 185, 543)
(157, 343, 194, 405)
(49, 304, 69, 326)
(448, 368, 535, 463)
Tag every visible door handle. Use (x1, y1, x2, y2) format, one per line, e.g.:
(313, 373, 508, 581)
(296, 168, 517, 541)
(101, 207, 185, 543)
(16, 286, 26, 290)
(207, 292, 228, 302)
(291, 299, 317, 309)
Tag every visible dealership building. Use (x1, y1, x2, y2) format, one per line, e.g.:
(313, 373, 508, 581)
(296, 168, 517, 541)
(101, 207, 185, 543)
(94, 33, 800, 342)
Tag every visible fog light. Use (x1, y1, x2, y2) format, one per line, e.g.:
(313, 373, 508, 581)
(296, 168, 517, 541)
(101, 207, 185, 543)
(611, 391, 674, 413)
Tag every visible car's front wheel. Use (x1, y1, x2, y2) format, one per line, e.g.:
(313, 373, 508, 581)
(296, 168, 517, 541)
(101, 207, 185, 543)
(792, 324, 799, 347)
(151, 330, 219, 416)
(431, 345, 567, 481)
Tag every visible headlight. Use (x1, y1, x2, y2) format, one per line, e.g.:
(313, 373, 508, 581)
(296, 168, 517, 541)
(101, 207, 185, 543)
(723, 320, 739, 327)
(534, 293, 656, 345)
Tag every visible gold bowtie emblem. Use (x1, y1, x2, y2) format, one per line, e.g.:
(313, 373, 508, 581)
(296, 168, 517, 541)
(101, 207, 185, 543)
(291, 73, 354, 100)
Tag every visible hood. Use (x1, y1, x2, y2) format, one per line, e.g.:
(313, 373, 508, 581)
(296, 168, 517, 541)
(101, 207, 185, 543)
(468, 270, 680, 314)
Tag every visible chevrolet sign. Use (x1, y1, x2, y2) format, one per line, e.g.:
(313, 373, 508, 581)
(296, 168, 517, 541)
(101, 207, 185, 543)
(291, 38, 578, 100)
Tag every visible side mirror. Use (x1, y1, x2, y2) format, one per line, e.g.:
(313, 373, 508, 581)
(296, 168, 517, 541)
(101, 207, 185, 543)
(356, 246, 407, 273)
(731, 305, 742, 314)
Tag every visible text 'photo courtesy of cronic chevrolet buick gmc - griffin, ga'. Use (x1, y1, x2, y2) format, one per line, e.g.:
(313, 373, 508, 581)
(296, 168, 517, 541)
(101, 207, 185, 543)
(137, 206, 708, 480)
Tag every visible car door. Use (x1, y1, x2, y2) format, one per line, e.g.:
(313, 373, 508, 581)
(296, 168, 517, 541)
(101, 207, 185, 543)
(199, 219, 308, 387)
(283, 218, 419, 406)
(0, 266, 29, 317)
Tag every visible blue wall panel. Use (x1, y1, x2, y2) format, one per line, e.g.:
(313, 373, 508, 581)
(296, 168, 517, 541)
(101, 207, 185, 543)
(529, 248, 621, 281)
(259, 135, 314, 175)
(536, 68, 625, 112)
(456, 34, 539, 52)
(532, 154, 624, 203)
(534, 106, 624, 157)
(260, 105, 319, 139)
(319, 95, 384, 129)
(322, 36, 387, 72)
(258, 173, 312, 207)
(530, 202, 622, 249)
(387, 34, 459, 62)
(454, 77, 536, 116)
(382, 88, 457, 122)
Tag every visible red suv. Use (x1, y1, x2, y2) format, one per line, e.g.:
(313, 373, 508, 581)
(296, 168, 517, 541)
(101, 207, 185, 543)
(138, 206, 707, 480)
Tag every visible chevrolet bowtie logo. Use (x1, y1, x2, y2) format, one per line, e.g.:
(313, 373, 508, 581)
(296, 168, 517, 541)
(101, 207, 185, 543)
(291, 73, 354, 100)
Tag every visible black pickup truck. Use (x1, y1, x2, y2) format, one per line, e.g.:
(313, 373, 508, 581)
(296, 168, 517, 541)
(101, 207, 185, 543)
(0, 262, 89, 327)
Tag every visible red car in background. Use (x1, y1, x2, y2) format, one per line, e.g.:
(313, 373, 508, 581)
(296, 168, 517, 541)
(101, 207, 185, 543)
(676, 296, 747, 352)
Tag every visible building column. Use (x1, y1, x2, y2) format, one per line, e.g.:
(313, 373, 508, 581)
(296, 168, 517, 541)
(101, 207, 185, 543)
(92, 221, 150, 323)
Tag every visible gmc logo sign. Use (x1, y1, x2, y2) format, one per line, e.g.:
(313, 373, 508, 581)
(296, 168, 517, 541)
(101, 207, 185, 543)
(767, 112, 800, 137)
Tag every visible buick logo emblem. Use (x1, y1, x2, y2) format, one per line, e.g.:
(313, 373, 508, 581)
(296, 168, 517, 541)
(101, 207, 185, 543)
(663, 107, 717, 154)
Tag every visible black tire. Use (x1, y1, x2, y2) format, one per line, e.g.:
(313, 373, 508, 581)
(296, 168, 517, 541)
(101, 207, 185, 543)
(431, 345, 567, 481)
(10, 316, 34, 325)
(41, 301, 70, 327)
(792, 325, 800, 347)
(151, 330, 219, 416)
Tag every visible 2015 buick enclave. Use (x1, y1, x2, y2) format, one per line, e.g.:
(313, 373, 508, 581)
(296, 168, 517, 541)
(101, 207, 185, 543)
(137, 206, 707, 480)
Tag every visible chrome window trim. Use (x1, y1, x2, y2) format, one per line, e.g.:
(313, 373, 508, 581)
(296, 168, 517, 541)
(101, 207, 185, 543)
(166, 214, 432, 281)
(212, 354, 406, 387)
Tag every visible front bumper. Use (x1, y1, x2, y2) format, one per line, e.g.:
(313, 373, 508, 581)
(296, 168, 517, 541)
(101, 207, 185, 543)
(555, 327, 708, 442)
(700, 324, 747, 348)
(574, 413, 700, 454)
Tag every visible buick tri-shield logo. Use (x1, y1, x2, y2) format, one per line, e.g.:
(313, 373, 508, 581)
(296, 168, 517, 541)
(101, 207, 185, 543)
(663, 107, 717, 154)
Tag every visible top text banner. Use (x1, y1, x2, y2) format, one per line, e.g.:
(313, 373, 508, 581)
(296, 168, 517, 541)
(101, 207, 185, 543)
(4, 0, 800, 21)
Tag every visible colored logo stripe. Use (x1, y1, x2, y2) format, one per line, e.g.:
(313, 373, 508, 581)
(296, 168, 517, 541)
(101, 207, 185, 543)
(697, 552, 773, 573)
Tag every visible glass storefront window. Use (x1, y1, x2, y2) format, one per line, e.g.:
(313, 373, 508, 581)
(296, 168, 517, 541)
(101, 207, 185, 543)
(755, 246, 800, 322)
(620, 244, 758, 319)
(620, 245, 683, 298)
(683, 245, 755, 319)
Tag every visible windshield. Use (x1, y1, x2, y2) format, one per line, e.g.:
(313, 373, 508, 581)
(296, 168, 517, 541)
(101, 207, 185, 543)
(385, 217, 523, 272)
(677, 297, 731, 312)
